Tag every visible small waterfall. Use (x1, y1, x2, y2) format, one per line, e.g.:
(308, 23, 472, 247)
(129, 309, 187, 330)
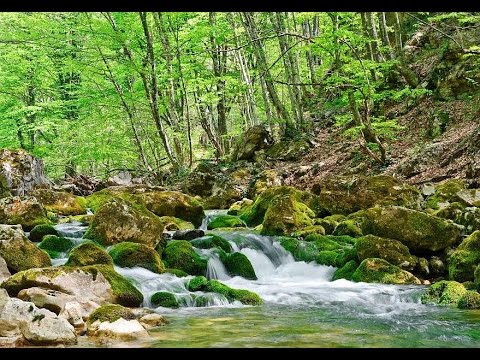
(199, 209, 229, 231)
(50, 222, 89, 266)
(202, 249, 231, 281)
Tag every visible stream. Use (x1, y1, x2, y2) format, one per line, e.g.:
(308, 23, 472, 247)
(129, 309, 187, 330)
(52, 212, 480, 348)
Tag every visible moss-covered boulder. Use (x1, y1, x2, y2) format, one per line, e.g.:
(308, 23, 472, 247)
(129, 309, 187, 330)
(207, 215, 245, 230)
(205, 280, 262, 305)
(279, 237, 318, 262)
(448, 230, 480, 282)
(311, 175, 422, 215)
(356, 235, 417, 271)
(139, 191, 204, 228)
(425, 179, 467, 210)
(65, 241, 113, 267)
(475, 266, 480, 289)
(332, 260, 359, 281)
(108, 242, 165, 274)
(230, 124, 273, 162)
(266, 139, 310, 161)
(249, 170, 283, 199)
(0, 224, 51, 272)
(421, 280, 467, 306)
(158, 216, 194, 231)
(163, 240, 207, 276)
(87, 304, 135, 327)
(351, 206, 464, 253)
(84, 197, 163, 248)
(38, 235, 74, 259)
(30, 189, 87, 216)
(292, 225, 326, 238)
(186, 276, 208, 292)
(222, 252, 257, 280)
(150, 292, 179, 308)
(0, 196, 50, 231)
(351, 258, 421, 285)
(228, 198, 254, 216)
(2, 265, 143, 307)
(457, 290, 480, 309)
(29, 224, 59, 242)
(333, 220, 363, 237)
(190, 235, 233, 253)
(165, 268, 188, 277)
(454, 207, 480, 235)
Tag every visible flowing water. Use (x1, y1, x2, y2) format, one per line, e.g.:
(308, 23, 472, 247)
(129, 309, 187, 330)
(54, 214, 480, 348)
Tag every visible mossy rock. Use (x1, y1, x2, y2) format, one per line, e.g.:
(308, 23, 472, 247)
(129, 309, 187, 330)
(163, 240, 207, 276)
(165, 268, 189, 278)
(314, 219, 336, 235)
(433, 202, 464, 221)
(316, 251, 341, 267)
(292, 225, 326, 238)
(0, 196, 50, 231)
(454, 207, 480, 235)
(158, 216, 194, 231)
(356, 235, 417, 271)
(31, 189, 87, 216)
(223, 252, 257, 280)
(230, 124, 273, 162)
(87, 304, 135, 327)
(38, 235, 74, 253)
(457, 290, 480, 309)
(311, 175, 422, 215)
(351, 258, 421, 285)
(205, 280, 262, 305)
(279, 237, 318, 262)
(425, 179, 467, 210)
(151, 291, 179, 308)
(190, 235, 233, 253)
(187, 276, 208, 292)
(266, 139, 310, 161)
(0, 224, 51, 272)
(448, 230, 480, 282)
(84, 197, 163, 248)
(421, 280, 467, 306)
(109, 242, 165, 274)
(332, 260, 359, 281)
(29, 224, 59, 242)
(227, 199, 253, 216)
(207, 215, 245, 230)
(474, 266, 480, 290)
(65, 241, 113, 267)
(333, 220, 363, 237)
(351, 206, 464, 253)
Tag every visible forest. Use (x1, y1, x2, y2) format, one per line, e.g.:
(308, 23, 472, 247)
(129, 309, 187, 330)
(0, 12, 479, 348)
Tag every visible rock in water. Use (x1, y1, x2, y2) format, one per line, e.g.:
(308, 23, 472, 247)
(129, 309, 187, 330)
(172, 229, 205, 241)
(0, 149, 50, 198)
(88, 318, 149, 341)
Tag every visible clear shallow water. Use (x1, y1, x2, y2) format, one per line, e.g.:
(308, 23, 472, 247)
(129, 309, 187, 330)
(54, 218, 480, 348)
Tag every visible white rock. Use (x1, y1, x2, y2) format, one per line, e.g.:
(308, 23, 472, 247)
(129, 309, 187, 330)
(89, 318, 149, 341)
(18, 287, 77, 314)
(138, 313, 168, 329)
(21, 314, 77, 345)
(59, 301, 99, 335)
(0, 256, 10, 283)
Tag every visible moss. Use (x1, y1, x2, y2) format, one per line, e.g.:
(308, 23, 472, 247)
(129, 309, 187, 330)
(448, 231, 480, 282)
(38, 235, 74, 253)
(65, 241, 113, 267)
(223, 252, 257, 280)
(205, 280, 262, 305)
(433, 202, 465, 220)
(454, 207, 480, 235)
(227, 199, 253, 216)
(324, 214, 347, 223)
(310, 235, 357, 268)
(421, 280, 467, 306)
(356, 235, 417, 271)
(84, 197, 163, 248)
(457, 291, 480, 309)
(31, 189, 87, 216)
(163, 240, 207, 276)
(475, 266, 480, 290)
(151, 292, 179, 308)
(87, 304, 135, 326)
(351, 206, 464, 253)
(84, 265, 144, 307)
(425, 179, 467, 210)
(207, 215, 245, 230)
(187, 276, 208, 292)
(351, 258, 421, 285)
(158, 216, 194, 231)
(306, 234, 357, 247)
(333, 220, 363, 238)
(190, 235, 233, 253)
(266, 139, 310, 161)
(164, 268, 188, 277)
(29, 224, 59, 242)
(332, 260, 359, 281)
(462, 281, 476, 290)
(292, 225, 326, 238)
(108, 242, 165, 274)
(0, 196, 51, 231)
(279, 237, 318, 262)
(316, 251, 340, 267)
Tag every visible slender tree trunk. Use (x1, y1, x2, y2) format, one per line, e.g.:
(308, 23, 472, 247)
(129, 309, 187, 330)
(366, 12, 384, 63)
(379, 12, 396, 60)
(360, 12, 378, 81)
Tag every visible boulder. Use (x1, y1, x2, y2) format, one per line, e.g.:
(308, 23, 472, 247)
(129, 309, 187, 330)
(356, 235, 418, 271)
(190, 235, 233, 253)
(108, 242, 165, 274)
(207, 215, 245, 230)
(457, 291, 480, 309)
(38, 235, 74, 259)
(0, 196, 50, 231)
(158, 216, 194, 231)
(351, 206, 464, 253)
(172, 229, 205, 241)
(448, 230, 480, 282)
(311, 175, 422, 215)
(162, 240, 207, 276)
(266, 139, 311, 161)
(87, 318, 149, 341)
(150, 292, 178, 308)
(425, 179, 467, 210)
(29, 224, 58, 242)
(249, 170, 283, 198)
(0, 256, 11, 283)
(0, 224, 51, 272)
(227, 198, 253, 216)
(351, 258, 421, 285)
(421, 280, 467, 306)
(59, 301, 99, 335)
(0, 149, 50, 198)
(65, 242, 113, 267)
(230, 125, 273, 162)
(138, 313, 168, 329)
(332, 260, 359, 281)
(222, 252, 257, 280)
(204, 280, 262, 305)
(84, 197, 163, 248)
(30, 189, 87, 216)
(454, 207, 480, 235)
